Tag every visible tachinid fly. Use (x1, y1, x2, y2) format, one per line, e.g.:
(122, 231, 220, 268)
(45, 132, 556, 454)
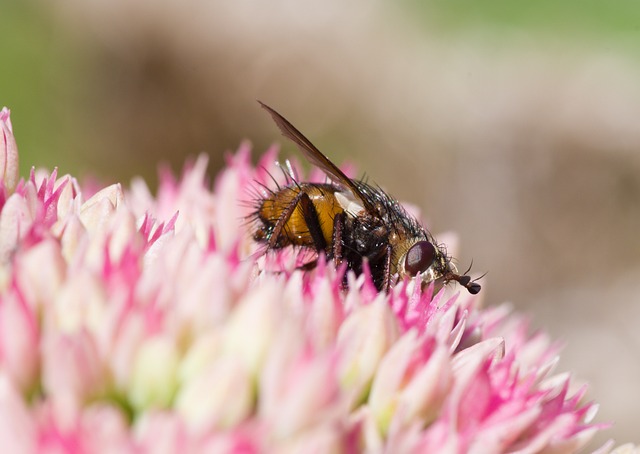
(251, 101, 481, 294)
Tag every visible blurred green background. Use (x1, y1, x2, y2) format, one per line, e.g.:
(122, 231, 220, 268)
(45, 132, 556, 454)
(415, 0, 640, 40)
(5, 0, 640, 179)
(2, 0, 640, 448)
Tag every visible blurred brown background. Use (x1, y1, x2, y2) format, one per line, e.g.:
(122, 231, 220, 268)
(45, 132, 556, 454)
(1, 0, 639, 447)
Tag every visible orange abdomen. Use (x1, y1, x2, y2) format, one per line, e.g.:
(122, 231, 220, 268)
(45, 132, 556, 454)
(256, 184, 343, 250)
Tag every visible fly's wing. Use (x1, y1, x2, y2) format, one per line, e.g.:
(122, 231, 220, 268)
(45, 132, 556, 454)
(259, 101, 375, 213)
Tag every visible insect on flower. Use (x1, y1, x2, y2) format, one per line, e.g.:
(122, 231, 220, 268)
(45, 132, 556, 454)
(252, 101, 481, 294)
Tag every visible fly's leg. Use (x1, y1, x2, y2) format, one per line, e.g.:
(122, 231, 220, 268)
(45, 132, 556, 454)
(331, 212, 345, 266)
(297, 212, 346, 274)
(277, 191, 326, 271)
(269, 191, 303, 248)
(331, 212, 349, 286)
(381, 245, 392, 291)
(299, 191, 327, 251)
(269, 190, 326, 251)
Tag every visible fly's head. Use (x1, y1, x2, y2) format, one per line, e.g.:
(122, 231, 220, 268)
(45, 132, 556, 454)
(397, 239, 481, 294)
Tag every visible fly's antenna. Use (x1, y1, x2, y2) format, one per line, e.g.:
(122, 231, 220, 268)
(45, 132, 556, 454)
(446, 267, 483, 295)
(461, 259, 474, 276)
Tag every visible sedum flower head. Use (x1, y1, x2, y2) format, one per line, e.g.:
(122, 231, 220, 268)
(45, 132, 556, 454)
(0, 108, 622, 452)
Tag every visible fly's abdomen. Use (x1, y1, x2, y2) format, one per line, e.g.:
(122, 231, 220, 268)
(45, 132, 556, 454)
(254, 184, 343, 250)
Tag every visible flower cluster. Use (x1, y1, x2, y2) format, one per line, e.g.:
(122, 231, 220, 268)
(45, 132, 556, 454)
(0, 107, 624, 452)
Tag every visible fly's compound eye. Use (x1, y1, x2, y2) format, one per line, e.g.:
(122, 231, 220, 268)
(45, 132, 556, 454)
(404, 241, 436, 275)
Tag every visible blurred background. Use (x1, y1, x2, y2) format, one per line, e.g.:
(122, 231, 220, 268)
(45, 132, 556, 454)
(1, 0, 639, 447)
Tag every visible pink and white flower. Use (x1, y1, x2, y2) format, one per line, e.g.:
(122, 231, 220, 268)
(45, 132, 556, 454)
(0, 107, 626, 452)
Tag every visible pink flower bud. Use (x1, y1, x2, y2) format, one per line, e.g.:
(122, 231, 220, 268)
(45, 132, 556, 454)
(0, 108, 19, 192)
(0, 292, 39, 392)
(128, 336, 179, 411)
(0, 193, 33, 261)
(337, 297, 399, 403)
(0, 374, 36, 452)
(41, 330, 105, 406)
(222, 281, 284, 375)
(79, 183, 124, 233)
(176, 356, 252, 432)
(15, 239, 65, 308)
(368, 330, 451, 436)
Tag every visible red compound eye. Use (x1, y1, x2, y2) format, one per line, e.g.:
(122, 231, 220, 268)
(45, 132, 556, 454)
(404, 241, 436, 275)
